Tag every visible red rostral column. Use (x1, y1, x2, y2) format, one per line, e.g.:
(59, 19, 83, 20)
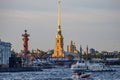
(22, 30, 30, 55)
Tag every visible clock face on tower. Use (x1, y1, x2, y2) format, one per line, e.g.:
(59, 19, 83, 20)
(57, 40, 59, 43)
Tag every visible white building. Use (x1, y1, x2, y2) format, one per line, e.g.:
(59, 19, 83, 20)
(101, 51, 119, 56)
(0, 40, 11, 65)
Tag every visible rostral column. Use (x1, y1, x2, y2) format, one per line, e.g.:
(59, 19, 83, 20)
(22, 30, 30, 55)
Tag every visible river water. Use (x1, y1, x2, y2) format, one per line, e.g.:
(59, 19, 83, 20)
(0, 66, 120, 80)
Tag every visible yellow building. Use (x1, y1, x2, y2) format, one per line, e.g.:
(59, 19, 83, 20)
(67, 40, 79, 54)
(52, 0, 64, 58)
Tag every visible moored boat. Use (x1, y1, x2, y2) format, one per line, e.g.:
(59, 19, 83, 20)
(71, 61, 115, 72)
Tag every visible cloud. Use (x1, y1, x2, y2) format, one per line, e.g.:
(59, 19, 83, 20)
(0, 0, 120, 52)
(62, 8, 120, 25)
(0, 0, 56, 11)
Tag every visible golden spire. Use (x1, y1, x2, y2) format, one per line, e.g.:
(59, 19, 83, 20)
(57, 0, 61, 33)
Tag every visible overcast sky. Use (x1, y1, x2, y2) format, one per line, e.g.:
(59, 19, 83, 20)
(0, 0, 120, 52)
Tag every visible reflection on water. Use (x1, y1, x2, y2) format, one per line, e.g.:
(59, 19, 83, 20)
(0, 67, 120, 80)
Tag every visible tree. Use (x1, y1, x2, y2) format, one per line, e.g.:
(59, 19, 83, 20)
(11, 50, 18, 57)
(117, 53, 120, 58)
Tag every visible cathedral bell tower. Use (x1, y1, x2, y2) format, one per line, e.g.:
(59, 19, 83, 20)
(52, 0, 64, 58)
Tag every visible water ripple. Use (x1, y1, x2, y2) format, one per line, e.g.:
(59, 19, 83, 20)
(0, 67, 120, 80)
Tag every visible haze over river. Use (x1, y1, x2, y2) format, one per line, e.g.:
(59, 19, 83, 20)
(0, 66, 120, 80)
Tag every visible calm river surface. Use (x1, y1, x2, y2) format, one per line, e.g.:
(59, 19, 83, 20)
(0, 66, 120, 80)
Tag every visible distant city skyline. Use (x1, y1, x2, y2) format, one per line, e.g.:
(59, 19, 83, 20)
(0, 0, 120, 52)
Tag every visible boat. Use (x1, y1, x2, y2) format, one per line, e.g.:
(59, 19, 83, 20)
(71, 61, 115, 72)
(71, 71, 91, 79)
(71, 61, 87, 71)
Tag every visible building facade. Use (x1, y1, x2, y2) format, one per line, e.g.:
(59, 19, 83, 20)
(101, 51, 119, 58)
(52, 0, 64, 58)
(0, 40, 11, 65)
(67, 40, 78, 54)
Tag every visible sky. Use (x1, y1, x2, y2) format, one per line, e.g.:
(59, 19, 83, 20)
(0, 0, 120, 52)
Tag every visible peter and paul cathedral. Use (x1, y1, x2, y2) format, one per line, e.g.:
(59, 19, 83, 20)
(52, 0, 64, 58)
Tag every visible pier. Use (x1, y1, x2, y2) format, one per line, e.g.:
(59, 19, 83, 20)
(0, 67, 42, 72)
